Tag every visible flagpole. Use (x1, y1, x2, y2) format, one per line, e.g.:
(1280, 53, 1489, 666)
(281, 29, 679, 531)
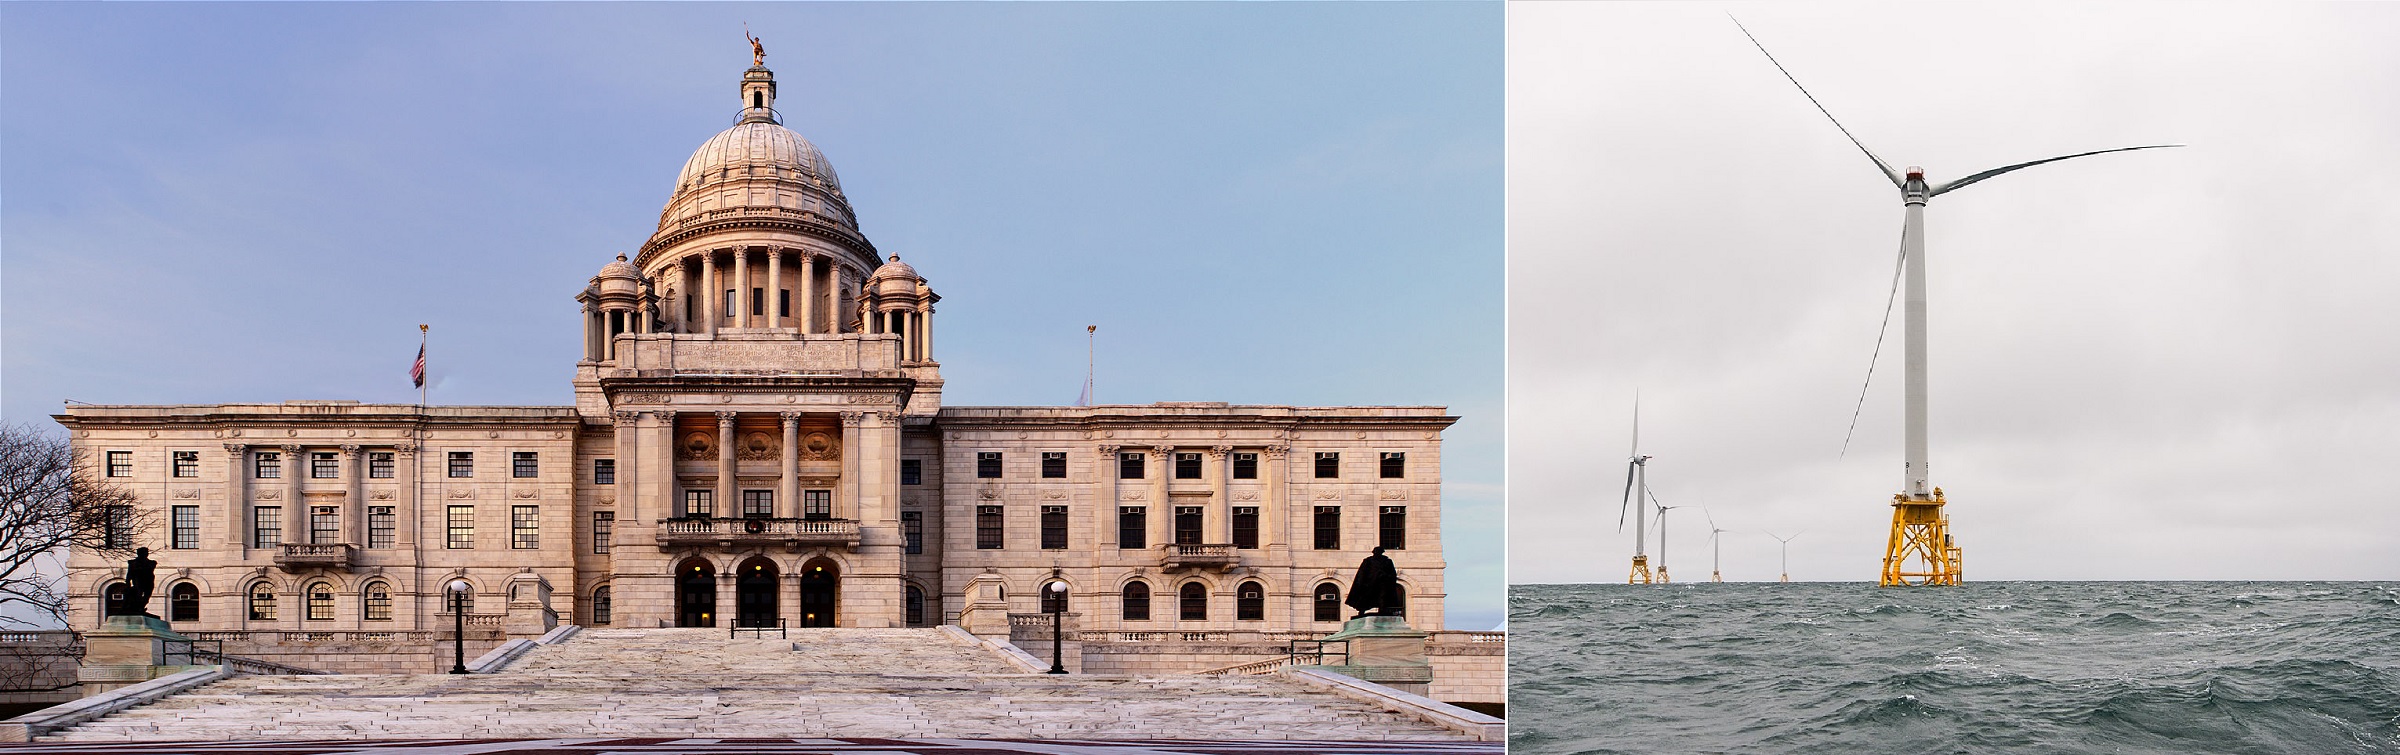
(418, 324, 429, 408)
(1086, 325, 1096, 406)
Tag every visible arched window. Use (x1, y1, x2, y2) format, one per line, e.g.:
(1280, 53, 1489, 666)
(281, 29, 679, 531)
(592, 586, 612, 626)
(1179, 582, 1208, 621)
(1237, 581, 1265, 621)
(362, 582, 392, 621)
(1313, 582, 1342, 623)
(169, 583, 200, 623)
(443, 583, 476, 614)
(904, 585, 924, 627)
(248, 582, 277, 621)
(306, 581, 335, 621)
(1040, 581, 1069, 614)
(1121, 581, 1150, 622)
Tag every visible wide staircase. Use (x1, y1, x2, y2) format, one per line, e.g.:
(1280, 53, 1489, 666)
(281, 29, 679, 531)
(43, 628, 1467, 742)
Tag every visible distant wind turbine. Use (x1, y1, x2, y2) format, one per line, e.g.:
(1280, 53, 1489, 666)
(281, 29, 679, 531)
(1732, 17, 2179, 587)
(1618, 396, 1654, 584)
(1653, 498, 1681, 584)
(1703, 507, 1726, 583)
(1766, 530, 1803, 583)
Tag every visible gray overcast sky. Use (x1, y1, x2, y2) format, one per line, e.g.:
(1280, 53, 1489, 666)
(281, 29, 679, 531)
(1509, 2, 2399, 584)
(0, 2, 1502, 627)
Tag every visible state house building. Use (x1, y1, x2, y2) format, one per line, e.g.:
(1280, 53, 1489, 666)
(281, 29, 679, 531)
(55, 61, 1458, 674)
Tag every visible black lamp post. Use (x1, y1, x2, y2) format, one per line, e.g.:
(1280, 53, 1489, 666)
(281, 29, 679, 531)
(448, 580, 469, 674)
(1045, 581, 1067, 675)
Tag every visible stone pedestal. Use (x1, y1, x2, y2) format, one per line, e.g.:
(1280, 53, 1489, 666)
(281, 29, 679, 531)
(1305, 615, 1433, 695)
(78, 616, 205, 696)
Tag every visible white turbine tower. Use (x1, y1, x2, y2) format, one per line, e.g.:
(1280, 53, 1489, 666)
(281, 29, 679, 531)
(1618, 397, 1653, 584)
(1733, 18, 2179, 587)
(1766, 530, 1803, 583)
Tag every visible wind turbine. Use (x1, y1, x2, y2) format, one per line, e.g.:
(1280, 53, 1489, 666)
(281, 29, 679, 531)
(1653, 498, 1681, 584)
(1703, 507, 1726, 583)
(1732, 18, 2179, 587)
(1766, 530, 1802, 583)
(1618, 397, 1653, 584)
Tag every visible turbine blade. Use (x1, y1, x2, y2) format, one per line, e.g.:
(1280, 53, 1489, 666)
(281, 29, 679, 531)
(1702, 505, 1718, 530)
(1841, 216, 1909, 459)
(1630, 393, 1641, 456)
(1931, 144, 2182, 196)
(1729, 15, 1903, 188)
(1618, 463, 1636, 531)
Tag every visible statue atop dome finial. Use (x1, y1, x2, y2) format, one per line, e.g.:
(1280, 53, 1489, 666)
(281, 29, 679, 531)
(745, 24, 765, 66)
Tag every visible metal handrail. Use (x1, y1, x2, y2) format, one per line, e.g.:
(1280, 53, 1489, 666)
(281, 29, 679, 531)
(1288, 638, 1349, 667)
(162, 638, 224, 666)
(731, 617, 787, 639)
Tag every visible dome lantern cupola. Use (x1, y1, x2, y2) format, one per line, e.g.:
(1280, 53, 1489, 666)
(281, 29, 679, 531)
(740, 65, 779, 125)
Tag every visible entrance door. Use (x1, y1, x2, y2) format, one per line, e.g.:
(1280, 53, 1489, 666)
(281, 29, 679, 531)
(736, 557, 779, 628)
(676, 559, 717, 627)
(799, 558, 837, 628)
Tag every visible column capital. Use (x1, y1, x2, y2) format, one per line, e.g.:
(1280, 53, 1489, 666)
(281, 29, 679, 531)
(1149, 445, 1174, 457)
(839, 411, 865, 427)
(394, 443, 418, 456)
(223, 443, 249, 456)
(715, 410, 739, 426)
(779, 411, 803, 425)
(1095, 444, 1120, 456)
(613, 411, 640, 426)
(1207, 446, 1232, 459)
(339, 444, 361, 454)
(1263, 444, 1290, 459)
(280, 443, 306, 454)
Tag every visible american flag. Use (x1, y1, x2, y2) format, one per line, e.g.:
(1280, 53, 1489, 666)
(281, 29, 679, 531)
(410, 343, 426, 388)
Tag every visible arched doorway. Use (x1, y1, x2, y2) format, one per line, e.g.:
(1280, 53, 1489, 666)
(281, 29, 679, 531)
(675, 558, 717, 627)
(798, 558, 838, 628)
(735, 557, 780, 628)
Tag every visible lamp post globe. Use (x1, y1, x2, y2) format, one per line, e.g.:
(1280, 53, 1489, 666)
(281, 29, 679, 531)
(448, 580, 470, 674)
(1045, 581, 1068, 675)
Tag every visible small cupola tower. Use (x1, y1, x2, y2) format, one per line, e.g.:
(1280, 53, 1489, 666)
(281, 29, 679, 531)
(740, 33, 779, 125)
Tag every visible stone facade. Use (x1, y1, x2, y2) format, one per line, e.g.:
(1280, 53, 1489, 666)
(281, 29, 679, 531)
(52, 60, 1468, 683)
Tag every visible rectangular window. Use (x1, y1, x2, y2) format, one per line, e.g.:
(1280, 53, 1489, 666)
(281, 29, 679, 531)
(1119, 452, 1145, 479)
(1174, 506, 1203, 545)
(1314, 505, 1341, 550)
(311, 452, 339, 479)
(975, 505, 1004, 549)
(102, 505, 132, 548)
(511, 505, 539, 549)
(682, 489, 713, 518)
(1118, 506, 1147, 549)
(310, 506, 339, 545)
(106, 451, 132, 478)
(1175, 453, 1203, 480)
(592, 511, 613, 554)
(255, 452, 281, 479)
(1314, 452, 1340, 479)
(173, 451, 200, 478)
(1380, 506, 1407, 550)
(778, 289, 790, 318)
(1380, 452, 1406, 479)
(741, 490, 773, 518)
(593, 459, 614, 485)
(1233, 452, 1257, 480)
(512, 452, 539, 478)
(1041, 505, 1068, 550)
(253, 506, 282, 549)
(977, 452, 1003, 479)
(171, 505, 199, 549)
(725, 289, 736, 317)
(369, 506, 394, 549)
(901, 510, 923, 554)
(368, 452, 394, 479)
(803, 489, 831, 520)
(447, 452, 473, 478)
(447, 505, 474, 549)
(1233, 506, 1259, 549)
(1040, 452, 1067, 479)
(901, 459, 922, 485)
(752, 287, 765, 316)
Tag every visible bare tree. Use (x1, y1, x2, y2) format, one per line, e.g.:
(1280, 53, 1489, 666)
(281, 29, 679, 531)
(0, 423, 151, 630)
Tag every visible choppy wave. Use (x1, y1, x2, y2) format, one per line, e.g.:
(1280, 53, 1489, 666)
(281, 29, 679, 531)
(1508, 581, 2400, 754)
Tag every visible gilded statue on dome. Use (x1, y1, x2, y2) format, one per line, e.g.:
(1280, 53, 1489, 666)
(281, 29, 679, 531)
(746, 26, 765, 66)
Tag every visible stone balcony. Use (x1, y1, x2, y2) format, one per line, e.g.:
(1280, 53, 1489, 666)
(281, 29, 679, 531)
(655, 517, 861, 549)
(1162, 543, 1237, 571)
(275, 543, 353, 572)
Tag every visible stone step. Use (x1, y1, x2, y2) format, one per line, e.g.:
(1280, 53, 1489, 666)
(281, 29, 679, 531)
(43, 627, 1464, 742)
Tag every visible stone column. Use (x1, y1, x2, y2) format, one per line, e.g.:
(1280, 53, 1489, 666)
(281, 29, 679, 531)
(1095, 445, 1119, 548)
(734, 248, 751, 329)
(701, 252, 718, 336)
(766, 249, 783, 329)
(715, 412, 737, 518)
(396, 443, 419, 548)
(799, 254, 816, 334)
(1209, 446, 1232, 544)
(613, 411, 640, 531)
(223, 444, 248, 547)
(342, 444, 364, 546)
(1264, 444, 1290, 549)
(838, 412, 863, 521)
(779, 412, 801, 519)
(281, 445, 305, 546)
(919, 302, 934, 362)
(1149, 446, 1171, 548)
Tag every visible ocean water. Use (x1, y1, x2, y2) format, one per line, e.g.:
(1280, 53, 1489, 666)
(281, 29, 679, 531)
(1508, 581, 2400, 754)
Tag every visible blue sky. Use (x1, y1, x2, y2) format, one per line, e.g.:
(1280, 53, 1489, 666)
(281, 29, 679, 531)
(0, 2, 1504, 628)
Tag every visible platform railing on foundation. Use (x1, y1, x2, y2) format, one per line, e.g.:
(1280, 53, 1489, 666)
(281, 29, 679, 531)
(731, 618, 787, 639)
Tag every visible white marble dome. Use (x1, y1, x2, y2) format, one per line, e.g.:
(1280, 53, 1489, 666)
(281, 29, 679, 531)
(672, 121, 842, 198)
(650, 64, 860, 238)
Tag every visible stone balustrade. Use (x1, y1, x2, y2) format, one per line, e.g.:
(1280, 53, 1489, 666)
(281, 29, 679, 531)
(274, 543, 353, 571)
(1161, 543, 1236, 571)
